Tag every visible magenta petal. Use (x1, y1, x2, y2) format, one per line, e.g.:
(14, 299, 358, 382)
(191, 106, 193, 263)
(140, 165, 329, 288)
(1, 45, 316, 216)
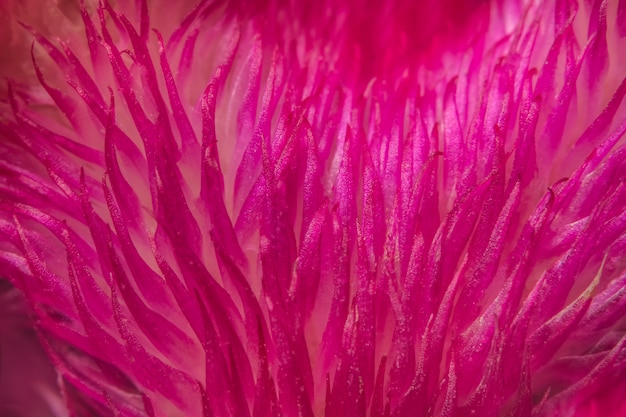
(2, 0, 626, 416)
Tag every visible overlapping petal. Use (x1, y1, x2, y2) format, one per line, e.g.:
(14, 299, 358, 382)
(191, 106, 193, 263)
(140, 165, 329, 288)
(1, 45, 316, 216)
(1, 0, 626, 416)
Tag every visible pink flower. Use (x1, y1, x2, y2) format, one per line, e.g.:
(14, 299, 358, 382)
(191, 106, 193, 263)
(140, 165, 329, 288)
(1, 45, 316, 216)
(1, 0, 626, 415)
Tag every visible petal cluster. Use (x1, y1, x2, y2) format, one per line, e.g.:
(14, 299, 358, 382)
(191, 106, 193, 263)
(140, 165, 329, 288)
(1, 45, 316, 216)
(1, 0, 626, 416)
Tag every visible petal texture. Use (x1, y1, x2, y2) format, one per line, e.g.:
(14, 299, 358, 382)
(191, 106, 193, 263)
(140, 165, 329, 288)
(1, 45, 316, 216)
(1, 0, 626, 416)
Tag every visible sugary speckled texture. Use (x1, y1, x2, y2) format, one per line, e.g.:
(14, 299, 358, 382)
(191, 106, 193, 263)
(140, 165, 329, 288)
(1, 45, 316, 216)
(1, 0, 626, 415)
